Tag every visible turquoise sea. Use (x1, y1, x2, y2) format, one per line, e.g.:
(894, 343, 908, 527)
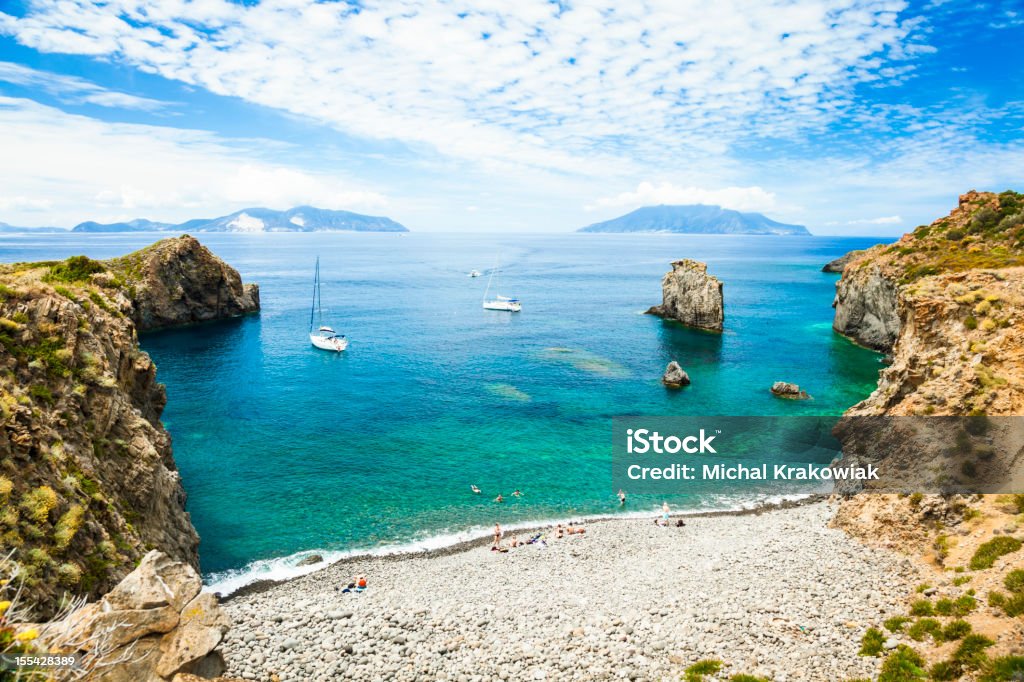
(1, 232, 889, 591)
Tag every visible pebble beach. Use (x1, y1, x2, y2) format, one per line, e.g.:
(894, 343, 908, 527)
(219, 502, 919, 681)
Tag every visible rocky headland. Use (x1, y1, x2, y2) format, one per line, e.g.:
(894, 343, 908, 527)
(0, 235, 259, 618)
(828, 190, 1024, 675)
(645, 259, 724, 331)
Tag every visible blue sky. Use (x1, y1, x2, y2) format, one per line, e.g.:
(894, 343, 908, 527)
(0, 0, 1021, 234)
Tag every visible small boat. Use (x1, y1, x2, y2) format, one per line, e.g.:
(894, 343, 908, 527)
(309, 257, 348, 352)
(482, 256, 521, 312)
(469, 269, 481, 278)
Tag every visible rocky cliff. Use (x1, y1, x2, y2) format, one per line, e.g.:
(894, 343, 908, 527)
(0, 236, 259, 618)
(645, 259, 724, 331)
(829, 191, 1024, 669)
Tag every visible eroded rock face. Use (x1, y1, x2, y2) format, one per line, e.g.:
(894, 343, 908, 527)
(661, 361, 690, 388)
(0, 236, 258, 617)
(41, 551, 230, 682)
(646, 259, 724, 331)
(108, 235, 260, 331)
(832, 264, 900, 351)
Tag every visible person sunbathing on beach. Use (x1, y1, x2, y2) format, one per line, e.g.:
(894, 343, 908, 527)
(555, 524, 564, 539)
(566, 525, 586, 535)
(342, 575, 367, 593)
(471, 484, 481, 494)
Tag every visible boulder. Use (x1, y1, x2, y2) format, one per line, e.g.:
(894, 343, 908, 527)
(296, 554, 324, 567)
(771, 382, 811, 400)
(646, 259, 724, 331)
(661, 361, 690, 388)
(41, 551, 231, 682)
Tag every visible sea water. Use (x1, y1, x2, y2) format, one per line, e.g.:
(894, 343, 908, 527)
(0, 231, 888, 591)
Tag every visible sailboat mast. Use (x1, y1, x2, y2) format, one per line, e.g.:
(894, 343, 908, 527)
(309, 257, 318, 332)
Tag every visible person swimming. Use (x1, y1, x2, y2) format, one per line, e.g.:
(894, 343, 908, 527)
(512, 489, 523, 497)
(471, 484, 481, 494)
(494, 493, 504, 503)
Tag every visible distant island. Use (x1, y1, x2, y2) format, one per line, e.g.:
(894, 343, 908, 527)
(578, 204, 809, 235)
(72, 206, 408, 233)
(0, 221, 65, 233)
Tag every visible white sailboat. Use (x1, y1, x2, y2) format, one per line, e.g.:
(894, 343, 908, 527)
(482, 256, 521, 312)
(468, 269, 481, 278)
(309, 257, 349, 352)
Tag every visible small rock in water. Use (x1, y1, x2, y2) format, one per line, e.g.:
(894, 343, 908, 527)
(771, 381, 811, 400)
(662, 361, 691, 388)
(297, 554, 324, 567)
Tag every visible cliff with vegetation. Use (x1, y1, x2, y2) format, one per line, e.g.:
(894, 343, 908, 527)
(0, 236, 259, 618)
(829, 191, 1024, 675)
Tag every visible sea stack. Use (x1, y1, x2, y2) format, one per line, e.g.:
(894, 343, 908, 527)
(770, 381, 810, 400)
(646, 259, 724, 331)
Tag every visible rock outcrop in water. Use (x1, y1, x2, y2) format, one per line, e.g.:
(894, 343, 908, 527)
(770, 381, 810, 400)
(646, 259, 724, 331)
(106, 235, 260, 331)
(661, 361, 690, 388)
(0, 236, 259, 618)
(821, 250, 863, 273)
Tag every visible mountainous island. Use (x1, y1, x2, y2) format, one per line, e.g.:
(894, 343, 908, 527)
(73, 206, 408, 233)
(578, 204, 809, 235)
(1, 206, 408, 233)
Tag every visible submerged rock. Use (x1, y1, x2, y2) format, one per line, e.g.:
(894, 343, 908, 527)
(646, 259, 724, 331)
(771, 382, 811, 400)
(661, 361, 690, 388)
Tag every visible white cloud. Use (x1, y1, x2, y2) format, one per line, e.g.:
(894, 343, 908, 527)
(586, 183, 777, 212)
(0, 61, 168, 111)
(0, 0, 922, 175)
(0, 97, 388, 227)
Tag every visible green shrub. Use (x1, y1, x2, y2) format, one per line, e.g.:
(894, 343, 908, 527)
(28, 384, 54, 405)
(909, 599, 934, 616)
(729, 676, 770, 682)
(884, 616, 911, 632)
(935, 595, 977, 617)
(878, 645, 926, 682)
(941, 620, 972, 641)
(20, 486, 58, 524)
(928, 660, 961, 681)
(915, 583, 932, 593)
(909, 492, 924, 507)
(961, 460, 978, 478)
(860, 627, 885, 656)
(970, 536, 1022, 570)
(1005, 569, 1024, 593)
(907, 618, 941, 642)
(953, 634, 994, 671)
(684, 660, 723, 682)
(43, 255, 105, 283)
(946, 229, 965, 241)
(964, 316, 978, 330)
(965, 416, 990, 435)
(980, 655, 1024, 681)
(952, 576, 972, 587)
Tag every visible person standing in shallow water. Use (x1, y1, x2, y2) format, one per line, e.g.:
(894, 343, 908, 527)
(618, 489, 626, 506)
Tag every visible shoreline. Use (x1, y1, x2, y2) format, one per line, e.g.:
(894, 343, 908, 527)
(220, 493, 827, 602)
(220, 499, 916, 682)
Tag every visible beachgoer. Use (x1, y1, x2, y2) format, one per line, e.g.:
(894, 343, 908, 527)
(512, 489, 523, 497)
(494, 493, 504, 503)
(675, 519, 686, 527)
(556, 524, 564, 539)
(342, 575, 367, 593)
(618, 489, 626, 505)
(492, 522, 503, 549)
(661, 501, 670, 524)
(471, 484, 481, 494)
